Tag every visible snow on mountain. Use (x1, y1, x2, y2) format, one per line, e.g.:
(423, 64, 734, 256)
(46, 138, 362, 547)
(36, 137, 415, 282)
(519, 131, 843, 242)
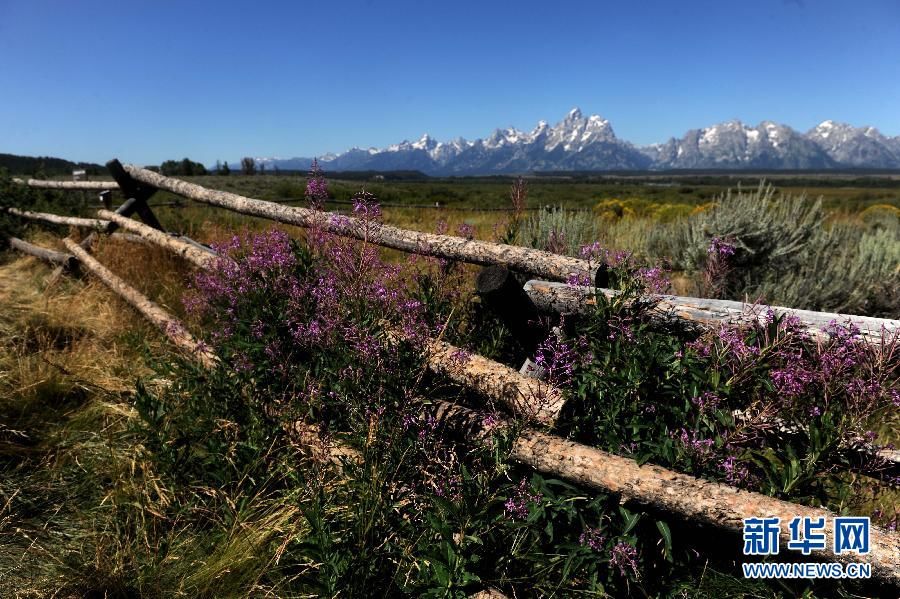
(224, 110, 900, 174)
(805, 121, 900, 168)
(645, 120, 837, 169)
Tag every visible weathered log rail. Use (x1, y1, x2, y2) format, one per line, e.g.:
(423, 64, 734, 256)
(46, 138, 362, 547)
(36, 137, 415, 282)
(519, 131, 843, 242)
(8, 237, 77, 270)
(423, 338, 564, 424)
(12, 177, 118, 190)
(97, 209, 217, 269)
(5, 206, 108, 229)
(524, 280, 900, 346)
(120, 164, 597, 283)
(5, 204, 216, 260)
(7, 208, 900, 586)
(433, 400, 900, 584)
(60, 238, 217, 368)
(17, 166, 896, 345)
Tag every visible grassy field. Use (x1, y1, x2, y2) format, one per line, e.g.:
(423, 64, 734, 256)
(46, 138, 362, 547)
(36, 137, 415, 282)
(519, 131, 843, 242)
(1, 172, 898, 596)
(16, 171, 895, 316)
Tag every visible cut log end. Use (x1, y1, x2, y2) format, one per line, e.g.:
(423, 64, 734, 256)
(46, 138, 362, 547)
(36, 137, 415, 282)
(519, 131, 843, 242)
(475, 264, 513, 295)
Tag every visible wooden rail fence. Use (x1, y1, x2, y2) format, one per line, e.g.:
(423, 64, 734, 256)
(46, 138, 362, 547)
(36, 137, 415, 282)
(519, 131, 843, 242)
(4, 160, 900, 585)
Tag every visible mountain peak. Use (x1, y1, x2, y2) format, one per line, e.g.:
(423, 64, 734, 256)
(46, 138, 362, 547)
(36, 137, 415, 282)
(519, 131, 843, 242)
(245, 110, 900, 174)
(411, 133, 437, 150)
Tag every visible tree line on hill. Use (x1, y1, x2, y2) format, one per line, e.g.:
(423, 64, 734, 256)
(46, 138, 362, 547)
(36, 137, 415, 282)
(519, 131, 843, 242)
(0, 153, 106, 177)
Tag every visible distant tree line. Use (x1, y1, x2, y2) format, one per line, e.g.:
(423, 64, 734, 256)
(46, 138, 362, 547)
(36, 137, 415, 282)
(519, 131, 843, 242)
(159, 158, 207, 176)
(0, 153, 106, 177)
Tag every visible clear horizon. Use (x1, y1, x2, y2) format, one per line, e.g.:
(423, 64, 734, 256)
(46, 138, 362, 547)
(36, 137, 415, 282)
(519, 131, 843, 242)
(2, 0, 899, 165)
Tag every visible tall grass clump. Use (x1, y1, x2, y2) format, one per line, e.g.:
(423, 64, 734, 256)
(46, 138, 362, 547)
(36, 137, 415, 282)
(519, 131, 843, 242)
(519, 206, 600, 255)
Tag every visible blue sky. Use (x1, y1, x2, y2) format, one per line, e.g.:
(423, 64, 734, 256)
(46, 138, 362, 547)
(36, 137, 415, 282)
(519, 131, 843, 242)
(1, 0, 899, 166)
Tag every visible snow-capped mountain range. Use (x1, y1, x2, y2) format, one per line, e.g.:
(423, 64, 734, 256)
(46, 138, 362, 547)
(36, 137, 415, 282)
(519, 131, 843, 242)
(233, 108, 900, 174)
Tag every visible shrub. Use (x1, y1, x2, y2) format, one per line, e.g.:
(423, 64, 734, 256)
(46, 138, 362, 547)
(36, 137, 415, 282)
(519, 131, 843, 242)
(859, 203, 900, 233)
(651, 183, 899, 316)
(519, 206, 599, 256)
(650, 202, 693, 223)
(753, 224, 900, 316)
(675, 182, 824, 281)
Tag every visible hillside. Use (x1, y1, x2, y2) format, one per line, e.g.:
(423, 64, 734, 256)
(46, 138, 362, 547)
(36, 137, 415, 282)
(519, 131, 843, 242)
(0, 153, 106, 177)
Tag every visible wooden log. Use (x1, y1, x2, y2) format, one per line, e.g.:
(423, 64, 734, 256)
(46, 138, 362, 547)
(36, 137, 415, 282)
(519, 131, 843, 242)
(121, 164, 595, 283)
(468, 589, 509, 599)
(476, 265, 543, 354)
(523, 280, 899, 346)
(107, 159, 163, 231)
(97, 209, 218, 269)
(6, 207, 108, 229)
(80, 197, 152, 248)
(61, 238, 217, 369)
(730, 409, 900, 474)
(423, 338, 563, 425)
(429, 400, 900, 585)
(14, 178, 119, 191)
(8, 237, 77, 270)
(110, 232, 152, 246)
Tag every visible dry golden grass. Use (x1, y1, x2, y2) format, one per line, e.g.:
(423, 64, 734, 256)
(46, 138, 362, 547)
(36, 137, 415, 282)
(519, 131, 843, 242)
(0, 245, 167, 596)
(0, 239, 318, 597)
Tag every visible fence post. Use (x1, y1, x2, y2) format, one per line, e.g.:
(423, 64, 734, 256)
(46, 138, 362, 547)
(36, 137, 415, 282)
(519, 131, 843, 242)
(475, 265, 543, 356)
(106, 159, 164, 231)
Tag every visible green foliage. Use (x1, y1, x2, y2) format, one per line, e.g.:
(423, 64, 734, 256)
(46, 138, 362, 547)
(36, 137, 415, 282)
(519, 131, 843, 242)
(159, 157, 208, 176)
(0, 168, 50, 245)
(752, 224, 900, 316)
(240, 157, 257, 175)
(558, 268, 898, 516)
(647, 182, 899, 316)
(519, 206, 600, 255)
(0, 152, 106, 177)
(673, 182, 825, 280)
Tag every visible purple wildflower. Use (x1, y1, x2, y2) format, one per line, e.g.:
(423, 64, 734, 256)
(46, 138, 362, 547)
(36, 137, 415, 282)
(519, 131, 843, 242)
(504, 478, 542, 520)
(770, 363, 814, 399)
(707, 236, 736, 257)
(703, 236, 736, 298)
(609, 542, 640, 579)
(579, 527, 606, 552)
(676, 428, 715, 462)
(305, 159, 328, 210)
(532, 333, 589, 388)
(579, 242, 605, 260)
(352, 190, 382, 221)
(720, 455, 750, 485)
(456, 223, 475, 240)
(638, 265, 671, 294)
(566, 272, 592, 286)
(449, 348, 471, 367)
(691, 392, 722, 413)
